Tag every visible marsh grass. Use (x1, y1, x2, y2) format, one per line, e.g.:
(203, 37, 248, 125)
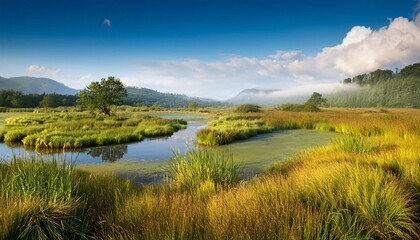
(197, 117, 274, 146)
(0, 156, 89, 239)
(1, 108, 420, 239)
(170, 149, 241, 195)
(0, 112, 187, 150)
(334, 136, 376, 153)
(1, 198, 86, 240)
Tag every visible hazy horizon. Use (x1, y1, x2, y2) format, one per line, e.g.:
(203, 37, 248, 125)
(1, 0, 420, 100)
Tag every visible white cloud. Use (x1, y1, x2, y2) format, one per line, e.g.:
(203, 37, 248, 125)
(269, 50, 304, 61)
(103, 18, 111, 27)
(26, 65, 60, 77)
(129, 15, 420, 100)
(416, 11, 420, 25)
(79, 74, 92, 81)
(340, 26, 372, 47)
(293, 15, 420, 76)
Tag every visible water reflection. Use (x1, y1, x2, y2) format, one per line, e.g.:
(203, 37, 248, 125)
(86, 145, 128, 162)
(0, 117, 208, 164)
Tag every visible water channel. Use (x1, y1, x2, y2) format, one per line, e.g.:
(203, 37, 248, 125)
(0, 113, 338, 183)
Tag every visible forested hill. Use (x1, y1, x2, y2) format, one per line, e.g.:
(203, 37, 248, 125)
(327, 63, 420, 108)
(0, 76, 79, 95)
(0, 87, 224, 109)
(0, 76, 224, 108)
(124, 87, 224, 108)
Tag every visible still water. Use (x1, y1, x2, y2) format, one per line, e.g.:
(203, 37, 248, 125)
(0, 114, 207, 163)
(0, 113, 337, 180)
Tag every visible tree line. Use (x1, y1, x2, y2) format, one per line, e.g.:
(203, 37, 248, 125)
(0, 90, 78, 108)
(329, 63, 420, 108)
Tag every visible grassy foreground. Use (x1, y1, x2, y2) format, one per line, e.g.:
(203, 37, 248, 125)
(1, 108, 420, 239)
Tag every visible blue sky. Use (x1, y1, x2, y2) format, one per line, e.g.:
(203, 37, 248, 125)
(1, 0, 420, 99)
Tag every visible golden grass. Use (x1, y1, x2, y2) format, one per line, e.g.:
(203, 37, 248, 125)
(2, 108, 420, 239)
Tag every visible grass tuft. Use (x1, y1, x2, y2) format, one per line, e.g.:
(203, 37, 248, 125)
(170, 148, 241, 194)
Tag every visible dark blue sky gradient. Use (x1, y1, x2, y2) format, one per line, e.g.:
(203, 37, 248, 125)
(1, 0, 416, 58)
(0, 0, 418, 97)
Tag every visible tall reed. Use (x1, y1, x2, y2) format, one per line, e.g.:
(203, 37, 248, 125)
(0, 155, 89, 239)
(170, 148, 241, 195)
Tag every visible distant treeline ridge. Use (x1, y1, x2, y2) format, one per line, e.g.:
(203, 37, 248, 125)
(328, 63, 420, 108)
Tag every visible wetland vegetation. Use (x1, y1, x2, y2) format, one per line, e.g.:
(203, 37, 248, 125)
(0, 107, 419, 239)
(0, 111, 187, 151)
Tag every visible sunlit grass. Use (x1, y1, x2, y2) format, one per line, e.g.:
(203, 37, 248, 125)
(1, 108, 420, 239)
(0, 156, 88, 239)
(170, 149, 241, 196)
(0, 112, 187, 150)
(197, 116, 274, 146)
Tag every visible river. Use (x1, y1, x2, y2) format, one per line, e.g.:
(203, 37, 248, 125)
(0, 113, 337, 183)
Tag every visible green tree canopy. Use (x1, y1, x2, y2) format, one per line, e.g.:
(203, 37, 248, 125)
(78, 76, 127, 115)
(40, 94, 56, 108)
(305, 92, 327, 107)
(400, 63, 420, 77)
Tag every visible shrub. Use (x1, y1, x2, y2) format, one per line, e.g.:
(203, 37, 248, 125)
(303, 103, 321, 112)
(280, 103, 320, 112)
(235, 104, 261, 113)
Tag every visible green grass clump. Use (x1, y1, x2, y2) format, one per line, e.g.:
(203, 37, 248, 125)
(0, 156, 135, 239)
(171, 149, 240, 195)
(4, 130, 27, 142)
(4, 116, 45, 126)
(0, 112, 187, 150)
(196, 128, 233, 146)
(1, 157, 74, 202)
(334, 136, 375, 153)
(197, 117, 274, 146)
(134, 118, 186, 137)
(1, 198, 86, 240)
(0, 156, 89, 239)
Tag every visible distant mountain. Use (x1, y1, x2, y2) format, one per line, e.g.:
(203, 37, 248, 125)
(125, 87, 224, 108)
(0, 76, 79, 95)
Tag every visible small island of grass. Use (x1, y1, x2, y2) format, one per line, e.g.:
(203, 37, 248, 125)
(0, 112, 187, 150)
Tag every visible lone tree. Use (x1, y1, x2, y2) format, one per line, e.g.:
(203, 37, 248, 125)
(305, 92, 327, 107)
(79, 76, 127, 115)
